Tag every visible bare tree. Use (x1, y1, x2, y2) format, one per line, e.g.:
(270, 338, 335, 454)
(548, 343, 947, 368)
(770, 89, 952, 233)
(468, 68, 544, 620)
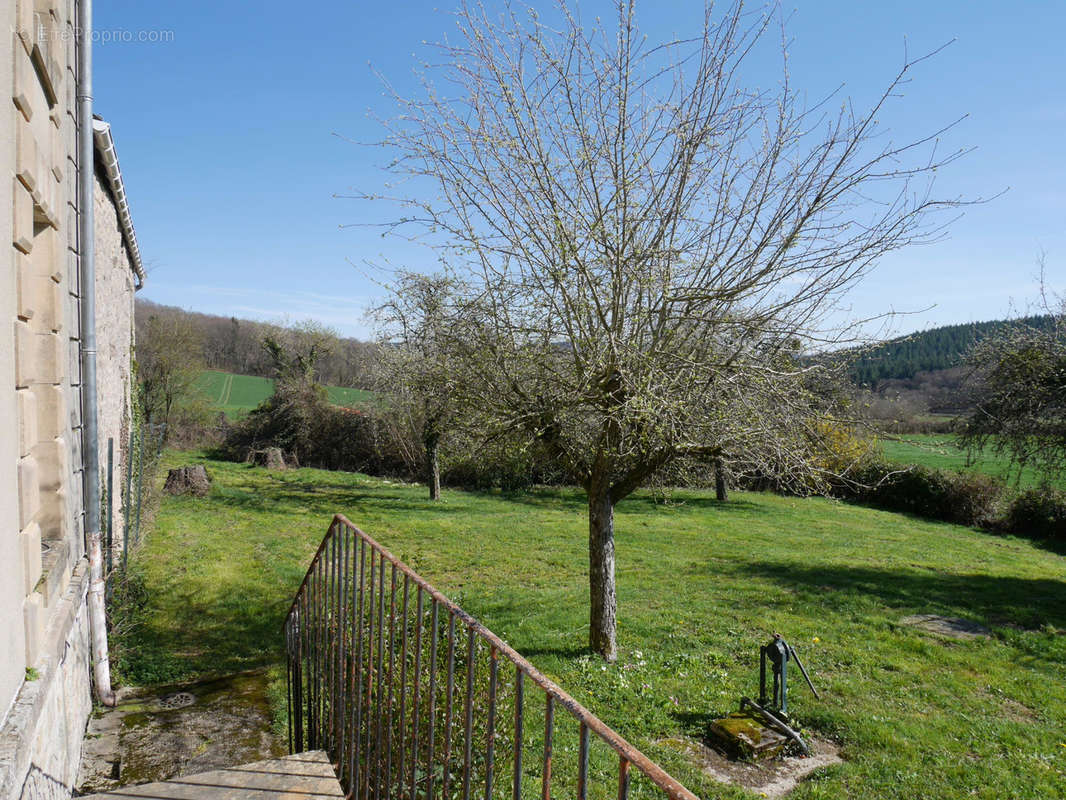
(373, 271, 463, 500)
(262, 319, 339, 391)
(138, 311, 205, 434)
(367, 0, 969, 659)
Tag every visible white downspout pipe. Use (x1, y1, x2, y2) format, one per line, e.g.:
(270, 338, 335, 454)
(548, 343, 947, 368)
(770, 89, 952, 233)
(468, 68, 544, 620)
(77, 0, 117, 707)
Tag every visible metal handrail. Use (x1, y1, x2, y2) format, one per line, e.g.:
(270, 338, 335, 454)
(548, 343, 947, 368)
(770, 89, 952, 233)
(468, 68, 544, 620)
(284, 514, 699, 800)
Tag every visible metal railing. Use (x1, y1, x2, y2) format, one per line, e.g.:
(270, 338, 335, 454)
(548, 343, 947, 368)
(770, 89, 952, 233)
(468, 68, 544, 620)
(284, 514, 699, 800)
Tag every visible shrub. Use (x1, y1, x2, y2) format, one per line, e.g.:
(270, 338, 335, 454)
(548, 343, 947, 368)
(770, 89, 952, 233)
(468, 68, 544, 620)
(217, 385, 409, 475)
(836, 460, 1006, 529)
(1005, 486, 1066, 541)
(442, 435, 567, 491)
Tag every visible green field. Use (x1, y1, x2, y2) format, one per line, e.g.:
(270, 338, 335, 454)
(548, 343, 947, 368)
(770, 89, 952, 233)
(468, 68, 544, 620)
(879, 434, 1059, 490)
(195, 370, 373, 418)
(118, 452, 1066, 799)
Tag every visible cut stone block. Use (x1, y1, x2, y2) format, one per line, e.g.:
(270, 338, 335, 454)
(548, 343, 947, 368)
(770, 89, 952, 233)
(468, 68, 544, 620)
(17, 388, 38, 457)
(15, 320, 35, 388)
(899, 614, 990, 640)
(23, 592, 45, 667)
(13, 47, 35, 121)
(708, 712, 787, 761)
(14, 179, 35, 253)
(34, 330, 67, 384)
(19, 522, 42, 596)
(16, 0, 35, 54)
(79, 751, 345, 800)
(15, 252, 36, 321)
(34, 383, 66, 440)
(17, 455, 41, 530)
(34, 436, 68, 492)
(15, 119, 39, 192)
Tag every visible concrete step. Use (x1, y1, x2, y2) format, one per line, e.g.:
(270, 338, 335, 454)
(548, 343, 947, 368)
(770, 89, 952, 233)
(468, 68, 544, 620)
(79, 751, 343, 799)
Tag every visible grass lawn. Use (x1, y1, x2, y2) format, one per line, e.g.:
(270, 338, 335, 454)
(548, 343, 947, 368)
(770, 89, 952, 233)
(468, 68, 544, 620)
(195, 370, 373, 418)
(878, 434, 1061, 490)
(117, 452, 1066, 799)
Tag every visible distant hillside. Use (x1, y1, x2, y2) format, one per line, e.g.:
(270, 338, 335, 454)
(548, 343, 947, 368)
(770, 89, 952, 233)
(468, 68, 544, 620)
(849, 315, 1054, 387)
(136, 298, 376, 389)
(197, 370, 373, 419)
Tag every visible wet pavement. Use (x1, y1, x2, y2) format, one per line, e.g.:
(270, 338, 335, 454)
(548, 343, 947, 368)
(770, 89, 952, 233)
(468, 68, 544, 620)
(77, 669, 286, 795)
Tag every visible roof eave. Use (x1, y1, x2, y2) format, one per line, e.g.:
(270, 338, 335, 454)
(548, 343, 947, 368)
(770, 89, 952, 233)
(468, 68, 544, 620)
(92, 118, 145, 289)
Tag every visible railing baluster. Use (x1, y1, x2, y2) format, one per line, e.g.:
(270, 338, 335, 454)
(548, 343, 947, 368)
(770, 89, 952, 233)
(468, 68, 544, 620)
(363, 549, 377, 800)
(541, 696, 553, 800)
(617, 758, 630, 800)
(374, 553, 386, 800)
(441, 613, 457, 800)
(344, 527, 358, 791)
(339, 527, 351, 776)
(285, 619, 294, 754)
(410, 587, 424, 800)
(385, 564, 398, 799)
(298, 591, 307, 752)
(512, 669, 523, 800)
(485, 646, 498, 800)
(317, 549, 326, 751)
(462, 627, 476, 800)
(577, 723, 589, 800)
(426, 601, 440, 800)
(330, 527, 340, 752)
(313, 555, 322, 749)
(398, 576, 410, 800)
(350, 537, 366, 800)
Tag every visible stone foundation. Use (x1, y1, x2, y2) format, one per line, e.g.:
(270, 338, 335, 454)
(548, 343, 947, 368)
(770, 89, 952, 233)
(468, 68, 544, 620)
(0, 560, 92, 800)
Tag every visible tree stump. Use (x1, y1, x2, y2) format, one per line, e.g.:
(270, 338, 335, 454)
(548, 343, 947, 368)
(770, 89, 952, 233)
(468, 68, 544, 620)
(249, 447, 287, 470)
(163, 465, 211, 497)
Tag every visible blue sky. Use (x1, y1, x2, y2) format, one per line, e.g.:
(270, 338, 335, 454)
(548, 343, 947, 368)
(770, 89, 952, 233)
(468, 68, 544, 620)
(95, 1, 1065, 339)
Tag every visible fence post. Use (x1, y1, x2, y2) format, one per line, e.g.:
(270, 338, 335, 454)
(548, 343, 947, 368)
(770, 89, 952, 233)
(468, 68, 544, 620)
(106, 438, 114, 585)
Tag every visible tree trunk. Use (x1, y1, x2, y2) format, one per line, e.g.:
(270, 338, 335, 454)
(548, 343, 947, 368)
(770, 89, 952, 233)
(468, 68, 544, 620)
(588, 485, 617, 661)
(714, 458, 729, 502)
(426, 435, 441, 501)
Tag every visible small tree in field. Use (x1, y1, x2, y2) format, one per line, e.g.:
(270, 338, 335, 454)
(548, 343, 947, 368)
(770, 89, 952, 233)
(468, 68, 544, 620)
(373, 271, 463, 500)
(959, 298, 1066, 483)
(138, 312, 205, 434)
(370, 0, 968, 659)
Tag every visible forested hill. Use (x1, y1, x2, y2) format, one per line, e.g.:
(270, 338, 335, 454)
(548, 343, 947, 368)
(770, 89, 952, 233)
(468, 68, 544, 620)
(850, 315, 1054, 387)
(135, 298, 376, 388)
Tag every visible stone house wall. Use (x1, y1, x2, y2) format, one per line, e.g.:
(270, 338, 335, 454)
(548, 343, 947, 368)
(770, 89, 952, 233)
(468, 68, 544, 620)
(93, 164, 135, 545)
(1, 3, 142, 798)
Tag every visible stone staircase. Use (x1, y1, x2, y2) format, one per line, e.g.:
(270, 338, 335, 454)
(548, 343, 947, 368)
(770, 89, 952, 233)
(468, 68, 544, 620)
(79, 751, 343, 799)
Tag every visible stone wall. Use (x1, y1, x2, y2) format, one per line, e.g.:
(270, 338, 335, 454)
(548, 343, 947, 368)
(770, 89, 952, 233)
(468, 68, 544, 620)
(0, 563, 91, 800)
(3, 0, 84, 718)
(93, 166, 135, 544)
(2, 2, 141, 799)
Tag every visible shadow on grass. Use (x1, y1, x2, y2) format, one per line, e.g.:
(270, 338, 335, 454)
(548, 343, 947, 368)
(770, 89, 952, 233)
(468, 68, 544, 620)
(498, 487, 766, 517)
(208, 484, 469, 518)
(515, 645, 591, 660)
(116, 576, 293, 687)
(734, 561, 1066, 632)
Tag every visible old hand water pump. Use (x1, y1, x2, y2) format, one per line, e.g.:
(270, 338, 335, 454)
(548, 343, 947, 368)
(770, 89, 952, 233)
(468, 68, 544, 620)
(714, 634, 821, 758)
(758, 633, 820, 716)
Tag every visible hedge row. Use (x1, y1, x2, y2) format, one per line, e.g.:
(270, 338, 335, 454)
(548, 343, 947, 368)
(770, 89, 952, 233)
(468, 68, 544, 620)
(216, 387, 1066, 544)
(833, 460, 1066, 542)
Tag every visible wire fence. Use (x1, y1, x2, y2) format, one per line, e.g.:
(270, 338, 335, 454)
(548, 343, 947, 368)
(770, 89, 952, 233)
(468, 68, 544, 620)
(284, 514, 699, 800)
(103, 421, 166, 590)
